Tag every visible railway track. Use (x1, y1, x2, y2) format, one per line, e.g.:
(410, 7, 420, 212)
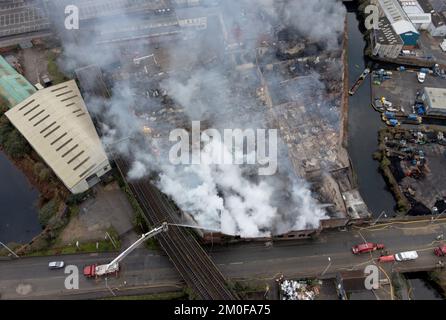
(114, 157, 238, 300)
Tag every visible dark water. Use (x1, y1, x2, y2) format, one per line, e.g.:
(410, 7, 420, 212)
(405, 272, 444, 300)
(346, 11, 397, 217)
(0, 151, 41, 244)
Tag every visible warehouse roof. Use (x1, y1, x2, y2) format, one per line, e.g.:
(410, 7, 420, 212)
(417, 0, 446, 28)
(0, 55, 36, 108)
(424, 87, 446, 110)
(378, 0, 419, 34)
(5, 80, 109, 192)
(374, 16, 404, 45)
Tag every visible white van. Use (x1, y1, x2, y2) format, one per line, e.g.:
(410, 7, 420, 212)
(394, 251, 418, 261)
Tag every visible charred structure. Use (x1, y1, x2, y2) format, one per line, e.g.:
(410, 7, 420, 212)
(54, 0, 370, 239)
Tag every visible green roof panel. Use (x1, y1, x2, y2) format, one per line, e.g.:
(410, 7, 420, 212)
(0, 55, 36, 109)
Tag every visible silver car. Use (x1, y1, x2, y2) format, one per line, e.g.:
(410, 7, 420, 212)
(48, 261, 65, 269)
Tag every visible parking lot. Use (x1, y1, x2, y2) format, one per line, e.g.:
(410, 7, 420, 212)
(372, 70, 446, 115)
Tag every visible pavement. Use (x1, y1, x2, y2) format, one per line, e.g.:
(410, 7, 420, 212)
(59, 182, 139, 247)
(418, 32, 446, 67)
(372, 69, 446, 115)
(1, 218, 445, 300)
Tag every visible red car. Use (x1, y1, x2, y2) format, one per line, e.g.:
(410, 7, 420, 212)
(434, 245, 446, 257)
(352, 242, 385, 254)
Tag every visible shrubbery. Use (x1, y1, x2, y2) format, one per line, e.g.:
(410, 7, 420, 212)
(38, 199, 58, 227)
(0, 107, 31, 159)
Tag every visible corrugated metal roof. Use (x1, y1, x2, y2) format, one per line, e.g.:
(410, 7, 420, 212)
(5, 80, 110, 193)
(392, 20, 419, 34)
(0, 55, 36, 108)
(379, 0, 419, 34)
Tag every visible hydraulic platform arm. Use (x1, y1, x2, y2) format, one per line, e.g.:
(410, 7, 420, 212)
(105, 222, 168, 272)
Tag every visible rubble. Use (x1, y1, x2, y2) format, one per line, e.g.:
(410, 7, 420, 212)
(279, 277, 322, 300)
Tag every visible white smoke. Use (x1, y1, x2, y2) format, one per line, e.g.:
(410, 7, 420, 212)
(54, 0, 345, 237)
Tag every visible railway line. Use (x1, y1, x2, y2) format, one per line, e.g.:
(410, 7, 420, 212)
(114, 157, 238, 300)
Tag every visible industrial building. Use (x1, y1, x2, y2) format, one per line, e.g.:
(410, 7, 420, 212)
(374, 0, 420, 46)
(418, 0, 446, 36)
(0, 55, 36, 108)
(371, 16, 404, 58)
(422, 87, 446, 116)
(398, 0, 432, 30)
(5, 80, 111, 194)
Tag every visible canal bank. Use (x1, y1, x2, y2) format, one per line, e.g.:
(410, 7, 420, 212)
(0, 151, 41, 244)
(346, 9, 397, 217)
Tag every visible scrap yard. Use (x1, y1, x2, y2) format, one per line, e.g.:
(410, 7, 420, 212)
(377, 127, 446, 215)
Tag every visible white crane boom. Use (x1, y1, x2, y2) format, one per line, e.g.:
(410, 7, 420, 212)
(105, 222, 168, 273)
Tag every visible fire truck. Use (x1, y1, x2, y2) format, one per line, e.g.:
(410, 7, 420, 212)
(83, 222, 168, 278)
(351, 242, 385, 255)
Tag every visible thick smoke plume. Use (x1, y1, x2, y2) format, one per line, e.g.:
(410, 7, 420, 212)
(56, 0, 346, 237)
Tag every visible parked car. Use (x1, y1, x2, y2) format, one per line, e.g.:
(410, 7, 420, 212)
(352, 242, 385, 254)
(48, 261, 65, 269)
(434, 245, 446, 257)
(394, 251, 418, 262)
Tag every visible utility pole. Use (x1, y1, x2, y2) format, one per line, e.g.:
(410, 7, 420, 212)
(0, 242, 19, 258)
(371, 211, 387, 226)
(432, 209, 446, 223)
(321, 257, 332, 277)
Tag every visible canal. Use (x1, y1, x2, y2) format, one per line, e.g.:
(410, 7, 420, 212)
(346, 9, 397, 217)
(0, 151, 41, 244)
(405, 272, 445, 300)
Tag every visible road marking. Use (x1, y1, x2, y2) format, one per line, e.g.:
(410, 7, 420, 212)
(354, 218, 446, 231)
(229, 262, 243, 265)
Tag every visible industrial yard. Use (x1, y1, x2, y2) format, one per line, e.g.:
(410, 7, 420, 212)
(371, 68, 446, 123)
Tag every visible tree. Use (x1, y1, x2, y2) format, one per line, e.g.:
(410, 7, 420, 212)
(38, 199, 58, 227)
(4, 130, 30, 158)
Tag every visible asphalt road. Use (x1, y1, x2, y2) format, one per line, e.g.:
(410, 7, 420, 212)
(1, 218, 445, 299)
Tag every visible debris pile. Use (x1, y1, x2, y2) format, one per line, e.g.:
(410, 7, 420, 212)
(279, 278, 321, 300)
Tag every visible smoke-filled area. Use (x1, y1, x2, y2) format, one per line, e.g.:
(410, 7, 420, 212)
(56, 0, 346, 237)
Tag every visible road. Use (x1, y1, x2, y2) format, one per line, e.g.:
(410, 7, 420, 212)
(0, 218, 445, 299)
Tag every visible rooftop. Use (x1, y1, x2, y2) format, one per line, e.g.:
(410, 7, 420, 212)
(374, 16, 404, 45)
(418, 0, 446, 28)
(424, 87, 446, 109)
(0, 55, 36, 109)
(379, 0, 419, 34)
(5, 80, 110, 193)
(48, 0, 172, 21)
